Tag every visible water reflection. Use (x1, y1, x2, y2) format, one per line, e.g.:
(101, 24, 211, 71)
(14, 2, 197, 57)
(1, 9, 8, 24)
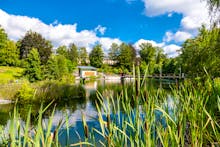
(0, 79, 176, 145)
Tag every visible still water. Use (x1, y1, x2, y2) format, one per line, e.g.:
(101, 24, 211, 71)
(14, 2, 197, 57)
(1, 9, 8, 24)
(0, 79, 175, 146)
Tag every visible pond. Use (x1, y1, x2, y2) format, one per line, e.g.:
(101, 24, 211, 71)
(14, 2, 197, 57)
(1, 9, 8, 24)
(0, 79, 177, 146)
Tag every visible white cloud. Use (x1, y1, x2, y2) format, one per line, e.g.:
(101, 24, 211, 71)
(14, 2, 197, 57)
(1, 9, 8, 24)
(163, 31, 192, 43)
(95, 25, 107, 35)
(142, 0, 211, 43)
(163, 44, 181, 57)
(0, 9, 120, 53)
(143, 0, 209, 30)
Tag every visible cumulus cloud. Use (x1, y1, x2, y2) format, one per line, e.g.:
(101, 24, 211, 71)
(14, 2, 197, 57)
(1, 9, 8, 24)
(142, 0, 211, 43)
(163, 31, 192, 43)
(163, 44, 181, 57)
(134, 39, 181, 57)
(142, 0, 209, 30)
(0, 9, 120, 53)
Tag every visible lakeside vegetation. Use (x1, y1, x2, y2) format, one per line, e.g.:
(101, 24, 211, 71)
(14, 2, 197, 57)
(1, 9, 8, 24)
(0, 77, 219, 146)
(0, 0, 220, 146)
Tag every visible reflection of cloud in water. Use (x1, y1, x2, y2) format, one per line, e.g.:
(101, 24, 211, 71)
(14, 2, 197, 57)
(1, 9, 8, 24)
(43, 101, 98, 129)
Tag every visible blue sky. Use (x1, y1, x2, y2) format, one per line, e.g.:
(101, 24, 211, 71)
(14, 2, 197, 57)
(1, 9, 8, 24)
(0, 0, 210, 57)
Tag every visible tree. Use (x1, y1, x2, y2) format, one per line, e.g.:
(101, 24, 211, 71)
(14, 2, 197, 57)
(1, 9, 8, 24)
(44, 55, 59, 80)
(68, 43, 78, 66)
(0, 27, 8, 65)
(56, 45, 68, 57)
(56, 55, 69, 77)
(108, 43, 120, 63)
(24, 48, 42, 82)
(19, 31, 53, 64)
(179, 26, 220, 78)
(89, 44, 104, 68)
(162, 58, 178, 74)
(118, 43, 136, 72)
(0, 26, 7, 50)
(0, 41, 20, 66)
(0, 27, 20, 66)
(139, 43, 156, 74)
(44, 54, 71, 80)
(78, 47, 88, 65)
(155, 47, 166, 74)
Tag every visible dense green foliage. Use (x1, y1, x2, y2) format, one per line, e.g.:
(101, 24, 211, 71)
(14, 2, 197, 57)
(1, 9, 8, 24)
(0, 27, 20, 66)
(162, 58, 178, 74)
(78, 47, 88, 65)
(56, 44, 79, 67)
(180, 27, 220, 78)
(0, 27, 8, 63)
(18, 31, 52, 64)
(23, 48, 42, 82)
(56, 45, 68, 57)
(68, 43, 78, 66)
(0, 26, 7, 50)
(1, 41, 20, 66)
(139, 43, 168, 75)
(89, 44, 104, 68)
(108, 43, 120, 62)
(44, 55, 60, 80)
(118, 43, 136, 72)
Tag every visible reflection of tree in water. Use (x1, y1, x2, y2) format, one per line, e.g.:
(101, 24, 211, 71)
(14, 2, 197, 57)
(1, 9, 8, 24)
(0, 104, 13, 126)
(0, 80, 173, 128)
(89, 80, 172, 113)
(14, 82, 87, 125)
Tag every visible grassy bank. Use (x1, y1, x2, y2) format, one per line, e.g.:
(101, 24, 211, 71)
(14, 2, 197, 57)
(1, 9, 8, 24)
(0, 66, 24, 84)
(0, 66, 25, 99)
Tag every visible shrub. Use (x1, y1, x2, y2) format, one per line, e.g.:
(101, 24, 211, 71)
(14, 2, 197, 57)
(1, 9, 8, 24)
(14, 83, 35, 102)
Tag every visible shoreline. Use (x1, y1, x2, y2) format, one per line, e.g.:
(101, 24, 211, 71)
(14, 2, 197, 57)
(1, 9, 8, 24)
(0, 99, 12, 104)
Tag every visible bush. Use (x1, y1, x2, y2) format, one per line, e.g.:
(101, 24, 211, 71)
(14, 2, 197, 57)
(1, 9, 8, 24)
(14, 83, 35, 102)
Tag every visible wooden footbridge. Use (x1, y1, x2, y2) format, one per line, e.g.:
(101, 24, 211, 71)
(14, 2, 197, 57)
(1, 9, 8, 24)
(121, 74, 185, 80)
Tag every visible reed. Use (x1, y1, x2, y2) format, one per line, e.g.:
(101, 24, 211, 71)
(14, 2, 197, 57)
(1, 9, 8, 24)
(0, 72, 220, 146)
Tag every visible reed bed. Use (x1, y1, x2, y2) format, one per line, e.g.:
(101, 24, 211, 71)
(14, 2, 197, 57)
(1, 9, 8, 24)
(0, 75, 220, 146)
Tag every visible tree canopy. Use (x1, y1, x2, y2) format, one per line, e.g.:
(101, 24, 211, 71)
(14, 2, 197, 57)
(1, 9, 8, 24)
(89, 44, 104, 68)
(179, 26, 220, 78)
(18, 31, 53, 64)
(23, 48, 42, 82)
(138, 43, 167, 74)
(118, 43, 136, 72)
(78, 47, 88, 65)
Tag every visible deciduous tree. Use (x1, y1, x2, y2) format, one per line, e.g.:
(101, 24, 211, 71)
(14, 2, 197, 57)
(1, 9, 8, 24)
(19, 31, 52, 64)
(89, 44, 104, 68)
(24, 48, 42, 82)
(68, 43, 78, 66)
(108, 43, 120, 63)
(139, 43, 156, 74)
(118, 43, 136, 72)
(78, 47, 88, 65)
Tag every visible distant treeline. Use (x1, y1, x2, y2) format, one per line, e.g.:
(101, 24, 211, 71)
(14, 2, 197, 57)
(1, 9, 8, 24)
(0, 25, 220, 82)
